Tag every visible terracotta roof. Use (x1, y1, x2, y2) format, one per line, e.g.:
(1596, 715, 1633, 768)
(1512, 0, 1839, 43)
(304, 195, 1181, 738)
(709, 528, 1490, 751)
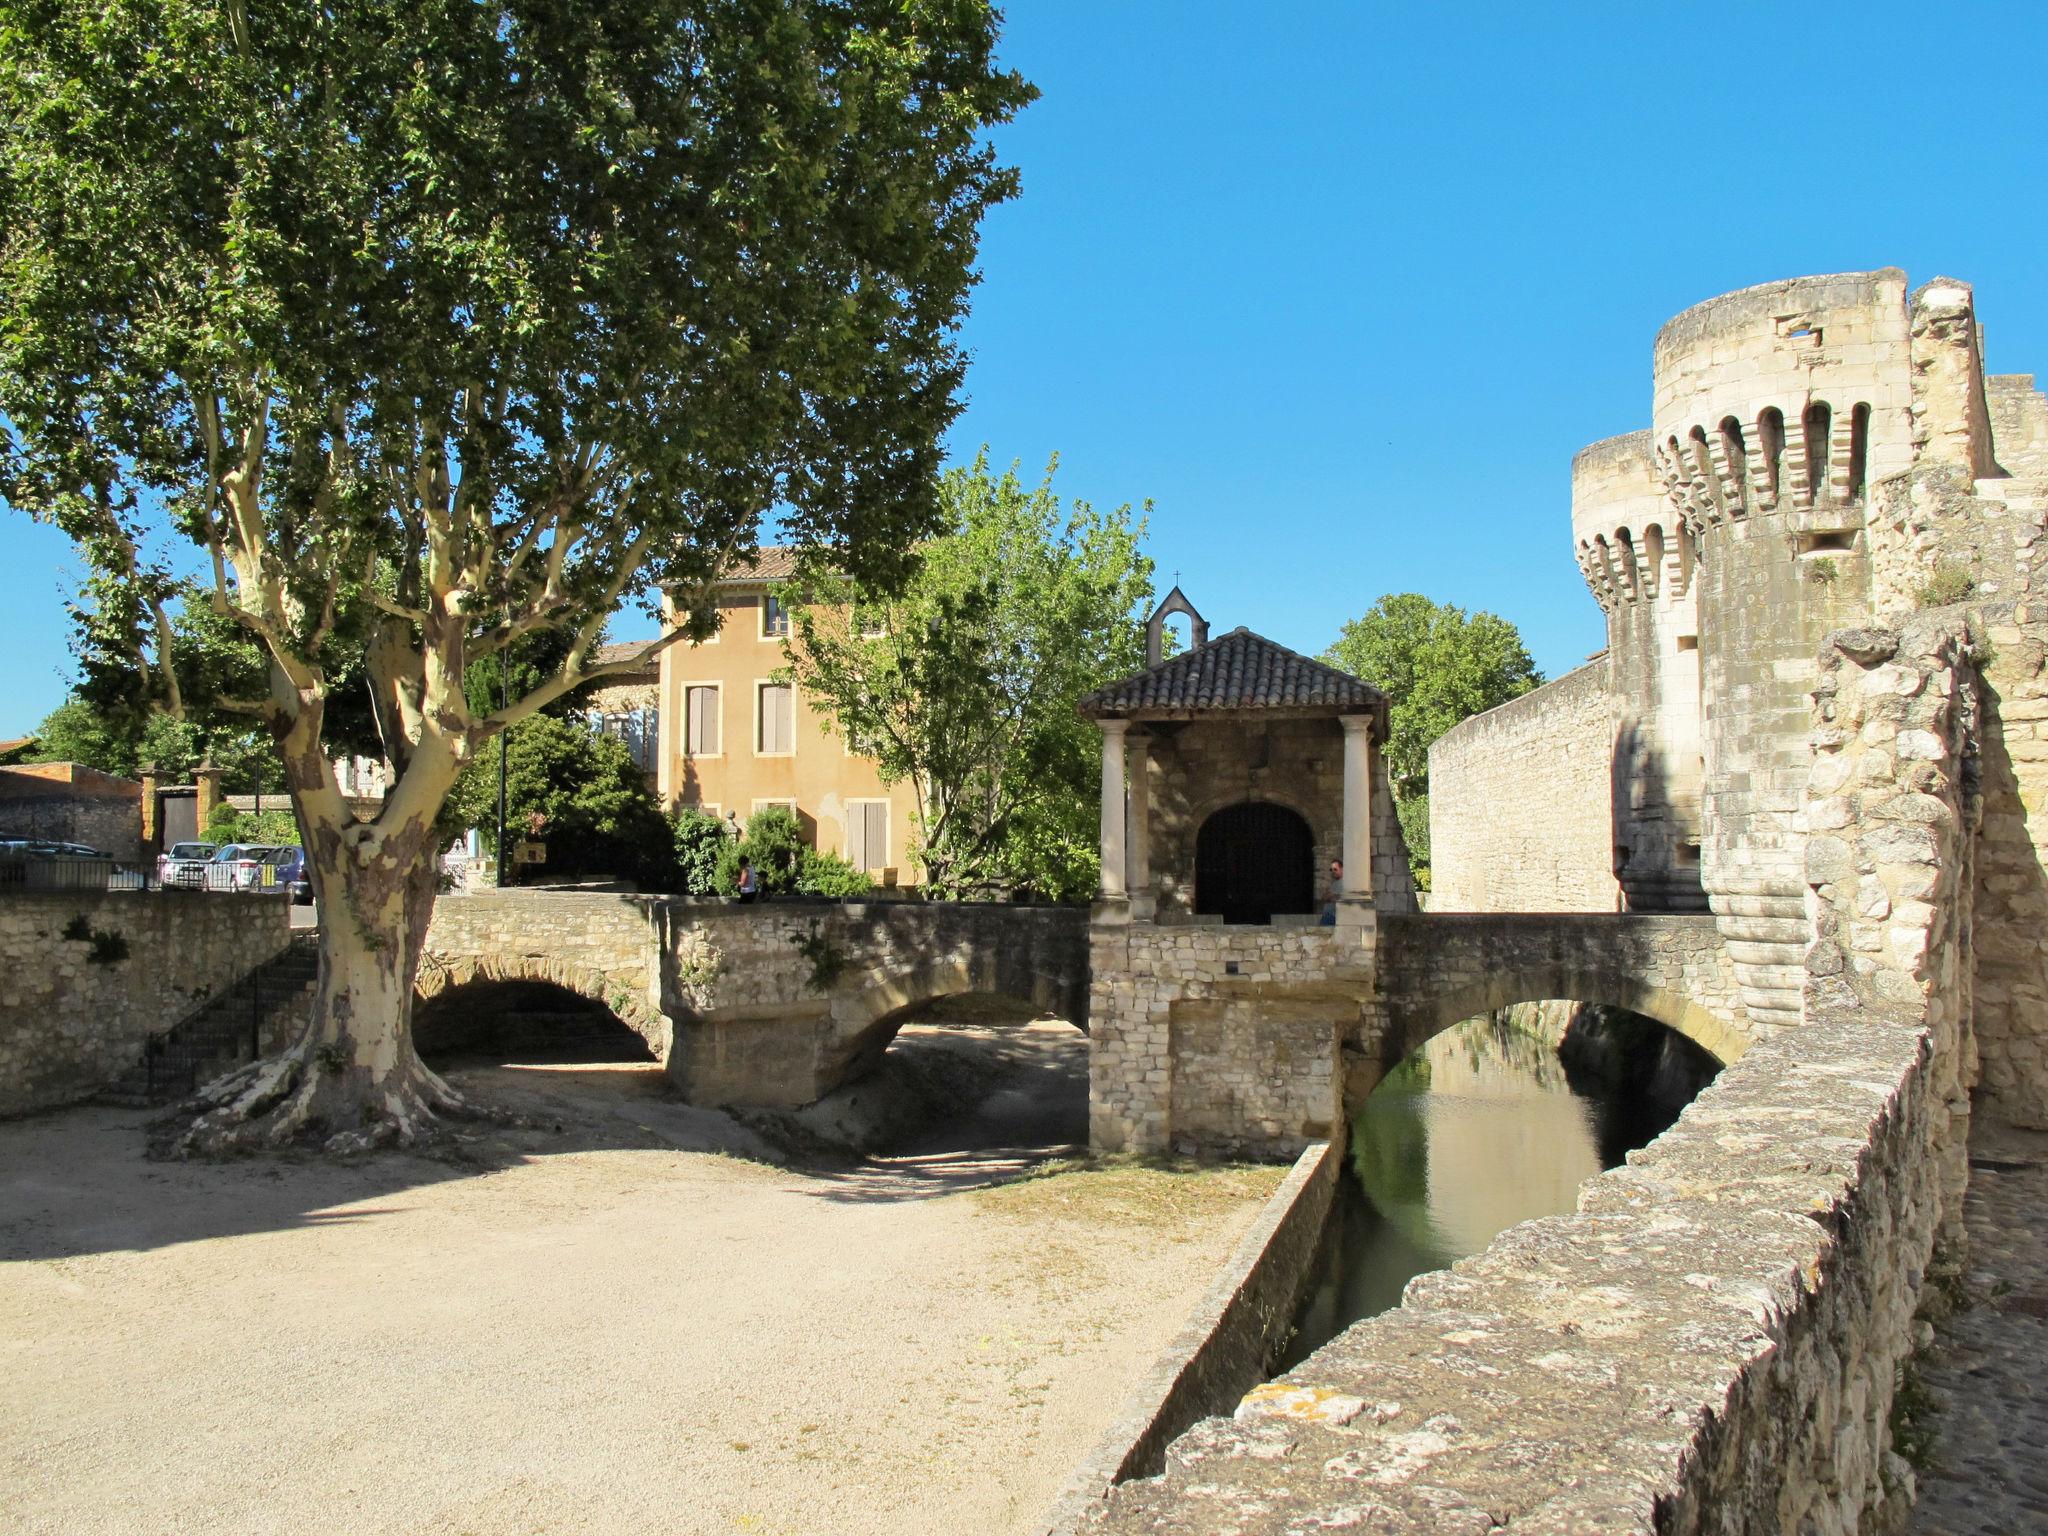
(592, 641, 659, 672)
(718, 546, 802, 585)
(1079, 627, 1385, 718)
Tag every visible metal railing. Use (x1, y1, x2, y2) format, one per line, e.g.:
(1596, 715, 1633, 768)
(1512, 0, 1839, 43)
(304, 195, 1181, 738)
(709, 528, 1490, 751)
(201, 861, 285, 893)
(0, 856, 150, 892)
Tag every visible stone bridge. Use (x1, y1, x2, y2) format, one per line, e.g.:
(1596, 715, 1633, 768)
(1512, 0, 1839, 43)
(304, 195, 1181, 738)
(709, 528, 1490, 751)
(1372, 910, 1751, 1072)
(420, 892, 1091, 1107)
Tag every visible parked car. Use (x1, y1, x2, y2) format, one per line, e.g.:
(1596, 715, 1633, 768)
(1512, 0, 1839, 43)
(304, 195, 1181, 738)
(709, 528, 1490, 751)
(267, 845, 312, 904)
(156, 841, 218, 890)
(206, 843, 289, 892)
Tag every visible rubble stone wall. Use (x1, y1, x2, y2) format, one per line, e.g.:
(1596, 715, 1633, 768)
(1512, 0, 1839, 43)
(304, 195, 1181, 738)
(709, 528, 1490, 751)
(0, 892, 289, 1116)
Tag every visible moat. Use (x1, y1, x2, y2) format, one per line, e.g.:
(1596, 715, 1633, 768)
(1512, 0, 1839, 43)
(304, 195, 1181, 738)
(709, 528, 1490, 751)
(1281, 1010, 1719, 1370)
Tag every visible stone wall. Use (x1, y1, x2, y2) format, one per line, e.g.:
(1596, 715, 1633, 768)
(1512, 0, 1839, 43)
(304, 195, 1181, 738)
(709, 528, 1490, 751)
(1089, 923, 1361, 1157)
(0, 764, 144, 862)
(0, 892, 289, 1116)
(1429, 661, 1620, 913)
(1082, 617, 1979, 1535)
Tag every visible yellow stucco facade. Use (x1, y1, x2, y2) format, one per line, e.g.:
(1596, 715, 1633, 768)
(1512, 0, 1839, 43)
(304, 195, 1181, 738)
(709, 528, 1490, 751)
(656, 585, 922, 886)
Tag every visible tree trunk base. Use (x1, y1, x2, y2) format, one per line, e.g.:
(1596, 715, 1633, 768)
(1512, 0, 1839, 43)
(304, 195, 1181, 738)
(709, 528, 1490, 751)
(161, 1044, 506, 1158)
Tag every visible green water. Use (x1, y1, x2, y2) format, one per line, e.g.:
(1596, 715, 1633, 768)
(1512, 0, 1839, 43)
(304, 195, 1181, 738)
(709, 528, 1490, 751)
(1278, 1014, 1697, 1371)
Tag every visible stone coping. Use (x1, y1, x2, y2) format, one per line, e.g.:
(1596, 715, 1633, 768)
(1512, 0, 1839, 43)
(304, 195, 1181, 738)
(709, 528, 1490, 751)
(1080, 1000, 1948, 1532)
(1042, 1139, 1342, 1536)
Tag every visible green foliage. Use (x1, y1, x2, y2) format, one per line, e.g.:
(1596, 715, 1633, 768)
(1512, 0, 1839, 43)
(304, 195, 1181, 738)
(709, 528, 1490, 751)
(0, 0, 1033, 918)
(1395, 794, 1432, 888)
(86, 928, 130, 965)
(795, 849, 876, 899)
(444, 714, 670, 886)
(1918, 561, 1978, 609)
(1323, 594, 1540, 878)
(204, 805, 303, 847)
(21, 690, 280, 788)
(1806, 557, 1839, 586)
(712, 806, 808, 897)
(670, 808, 734, 899)
(60, 914, 92, 942)
(781, 452, 1154, 900)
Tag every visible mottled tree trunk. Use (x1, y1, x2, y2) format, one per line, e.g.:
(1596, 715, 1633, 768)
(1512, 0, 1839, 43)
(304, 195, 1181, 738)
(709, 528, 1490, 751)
(176, 703, 480, 1155)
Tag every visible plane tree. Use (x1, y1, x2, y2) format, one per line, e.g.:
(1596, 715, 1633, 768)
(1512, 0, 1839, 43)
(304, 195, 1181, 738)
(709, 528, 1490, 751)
(0, 0, 1031, 1151)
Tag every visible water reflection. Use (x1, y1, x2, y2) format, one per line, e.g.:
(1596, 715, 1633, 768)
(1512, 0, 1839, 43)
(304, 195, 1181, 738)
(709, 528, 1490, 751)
(1279, 1009, 1711, 1371)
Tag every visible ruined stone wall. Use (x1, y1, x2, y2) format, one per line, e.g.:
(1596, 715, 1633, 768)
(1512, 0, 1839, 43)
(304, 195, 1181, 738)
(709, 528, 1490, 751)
(1084, 618, 1980, 1536)
(0, 893, 289, 1116)
(1088, 924, 1359, 1157)
(1429, 662, 1620, 913)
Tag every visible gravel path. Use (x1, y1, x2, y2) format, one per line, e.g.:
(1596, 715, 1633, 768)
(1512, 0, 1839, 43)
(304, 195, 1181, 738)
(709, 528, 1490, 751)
(1911, 1117, 2048, 1532)
(0, 1019, 1280, 1536)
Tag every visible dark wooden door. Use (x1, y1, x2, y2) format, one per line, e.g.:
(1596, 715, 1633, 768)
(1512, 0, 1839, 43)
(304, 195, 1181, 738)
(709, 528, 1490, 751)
(1195, 802, 1315, 925)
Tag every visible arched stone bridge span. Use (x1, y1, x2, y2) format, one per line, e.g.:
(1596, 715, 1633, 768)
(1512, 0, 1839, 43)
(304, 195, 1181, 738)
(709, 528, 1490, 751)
(1372, 910, 1751, 1072)
(421, 892, 1090, 1106)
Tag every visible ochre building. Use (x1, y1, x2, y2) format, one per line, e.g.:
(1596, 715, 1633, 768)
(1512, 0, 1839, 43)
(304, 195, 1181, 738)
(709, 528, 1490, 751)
(655, 548, 920, 883)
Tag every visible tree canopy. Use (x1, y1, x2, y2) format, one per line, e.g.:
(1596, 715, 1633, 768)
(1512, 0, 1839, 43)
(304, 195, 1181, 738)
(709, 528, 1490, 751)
(0, 0, 1032, 1152)
(1322, 593, 1541, 875)
(780, 452, 1154, 899)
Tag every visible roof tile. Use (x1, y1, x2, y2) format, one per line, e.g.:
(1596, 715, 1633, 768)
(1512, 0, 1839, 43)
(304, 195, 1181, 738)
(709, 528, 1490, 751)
(1079, 627, 1383, 716)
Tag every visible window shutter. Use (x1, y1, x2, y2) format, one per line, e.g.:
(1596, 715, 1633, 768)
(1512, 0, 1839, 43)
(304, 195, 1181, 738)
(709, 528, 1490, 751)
(686, 687, 719, 756)
(851, 802, 888, 870)
(760, 684, 793, 753)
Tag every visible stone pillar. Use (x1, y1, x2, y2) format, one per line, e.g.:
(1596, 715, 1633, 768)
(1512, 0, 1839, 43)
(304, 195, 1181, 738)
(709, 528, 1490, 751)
(1097, 720, 1129, 920)
(195, 759, 223, 837)
(1339, 716, 1375, 928)
(1126, 733, 1154, 921)
(138, 764, 160, 856)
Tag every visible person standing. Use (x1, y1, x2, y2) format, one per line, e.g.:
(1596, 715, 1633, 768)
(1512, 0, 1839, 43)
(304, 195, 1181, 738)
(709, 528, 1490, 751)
(736, 858, 759, 904)
(1321, 858, 1343, 925)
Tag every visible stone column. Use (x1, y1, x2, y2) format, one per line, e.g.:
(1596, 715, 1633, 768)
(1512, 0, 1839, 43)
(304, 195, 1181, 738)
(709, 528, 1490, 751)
(1097, 720, 1129, 920)
(1339, 716, 1375, 928)
(138, 764, 160, 857)
(194, 759, 224, 837)
(1127, 732, 1154, 921)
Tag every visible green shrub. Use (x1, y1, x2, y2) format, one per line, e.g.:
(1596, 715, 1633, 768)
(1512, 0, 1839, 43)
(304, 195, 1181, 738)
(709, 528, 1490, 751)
(205, 805, 303, 846)
(712, 805, 808, 896)
(796, 849, 875, 898)
(1918, 561, 1977, 608)
(670, 808, 732, 897)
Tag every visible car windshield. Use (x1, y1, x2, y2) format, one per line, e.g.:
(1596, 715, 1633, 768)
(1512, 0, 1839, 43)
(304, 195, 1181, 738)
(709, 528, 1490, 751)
(212, 846, 243, 861)
(168, 843, 215, 859)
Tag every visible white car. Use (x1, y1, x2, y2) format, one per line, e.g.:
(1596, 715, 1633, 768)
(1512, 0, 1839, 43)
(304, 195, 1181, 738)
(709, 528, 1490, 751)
(156, 841, 218, 890)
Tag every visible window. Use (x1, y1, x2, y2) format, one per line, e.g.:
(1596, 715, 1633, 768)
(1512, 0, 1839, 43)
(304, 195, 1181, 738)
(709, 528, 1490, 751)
(684, 685, 720, 756)
(853, 603, 886, 639)
(756, 682, 795, 755)
(581, 708, 658, 772)
(760, 594, 790, 639)
(847, 800, 890, 873)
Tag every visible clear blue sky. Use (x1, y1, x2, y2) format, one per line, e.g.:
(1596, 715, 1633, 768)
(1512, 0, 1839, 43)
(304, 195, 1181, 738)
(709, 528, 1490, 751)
(4, 1, 2045, 734)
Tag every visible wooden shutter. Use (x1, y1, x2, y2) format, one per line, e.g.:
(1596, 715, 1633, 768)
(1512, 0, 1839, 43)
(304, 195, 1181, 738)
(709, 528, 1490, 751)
(686, 687, 719, 756)
(759, 684, 793, 754)
(851, 801, 888, 870)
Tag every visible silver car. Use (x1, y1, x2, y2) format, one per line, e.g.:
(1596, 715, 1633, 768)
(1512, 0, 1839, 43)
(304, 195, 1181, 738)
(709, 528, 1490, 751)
(156, 841, 218, 890)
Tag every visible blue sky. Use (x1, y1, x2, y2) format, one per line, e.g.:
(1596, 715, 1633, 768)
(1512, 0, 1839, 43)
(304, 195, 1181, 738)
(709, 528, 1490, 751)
(4, 1, 2046, 733)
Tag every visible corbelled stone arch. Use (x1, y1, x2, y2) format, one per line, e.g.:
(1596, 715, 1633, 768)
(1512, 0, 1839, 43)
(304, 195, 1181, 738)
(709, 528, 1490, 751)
(414, 952, 671, 1061)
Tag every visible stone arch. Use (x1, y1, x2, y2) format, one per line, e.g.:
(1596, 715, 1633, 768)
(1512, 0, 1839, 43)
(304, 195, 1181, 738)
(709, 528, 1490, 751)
(1194, 799, 1317, 925)
(1389, 966, 1747, 1076)
(825, 952, 1077, 1086)
(414, 952, 671, 1061)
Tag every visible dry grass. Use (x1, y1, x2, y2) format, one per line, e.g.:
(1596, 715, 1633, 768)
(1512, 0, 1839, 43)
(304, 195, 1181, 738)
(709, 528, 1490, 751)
(974, 1155, 1286, 1230)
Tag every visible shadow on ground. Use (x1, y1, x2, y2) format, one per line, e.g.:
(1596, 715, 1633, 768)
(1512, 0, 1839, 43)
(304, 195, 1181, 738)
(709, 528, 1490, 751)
(0, 1003, 1089, 1262)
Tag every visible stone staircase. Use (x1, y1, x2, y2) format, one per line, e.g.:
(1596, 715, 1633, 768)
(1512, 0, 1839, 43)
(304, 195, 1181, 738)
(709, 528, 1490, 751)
(98, 934, 320, 1105)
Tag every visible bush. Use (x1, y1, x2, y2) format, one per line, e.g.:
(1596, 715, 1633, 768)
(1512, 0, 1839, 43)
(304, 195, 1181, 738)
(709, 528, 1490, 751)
(712, 805, 808, 896)
(670, 808, 732, 897)
(205, 805, 303, 846)
(1918, 561, 1977, 609)
(796, 849, 875, 898)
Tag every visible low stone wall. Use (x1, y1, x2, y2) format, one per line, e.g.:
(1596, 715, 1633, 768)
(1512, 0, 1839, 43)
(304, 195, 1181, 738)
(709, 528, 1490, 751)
(0, 892, 290, 1116)
(1082, 619, 1976, 1533)
(1428, 662, 1621, 913)
(1045, 1140, 1343, 1535)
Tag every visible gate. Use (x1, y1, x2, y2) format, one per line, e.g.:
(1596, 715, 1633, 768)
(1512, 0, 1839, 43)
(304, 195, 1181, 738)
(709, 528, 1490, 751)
(1194, 801, 1315, 925)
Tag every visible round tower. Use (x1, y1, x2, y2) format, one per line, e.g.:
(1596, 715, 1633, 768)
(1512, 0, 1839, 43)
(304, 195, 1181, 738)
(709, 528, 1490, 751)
(1650, 269, 1913, 1031)
(1571, 430, 1705, 912)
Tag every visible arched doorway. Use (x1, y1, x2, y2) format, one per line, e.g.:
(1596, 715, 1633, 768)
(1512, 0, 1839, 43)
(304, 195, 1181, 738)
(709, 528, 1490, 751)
(1195, 801, 1314, 925)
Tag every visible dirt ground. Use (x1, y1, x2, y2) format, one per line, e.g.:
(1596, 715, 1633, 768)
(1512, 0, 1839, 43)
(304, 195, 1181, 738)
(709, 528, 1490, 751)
(0, 1014, 1281, 1536)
